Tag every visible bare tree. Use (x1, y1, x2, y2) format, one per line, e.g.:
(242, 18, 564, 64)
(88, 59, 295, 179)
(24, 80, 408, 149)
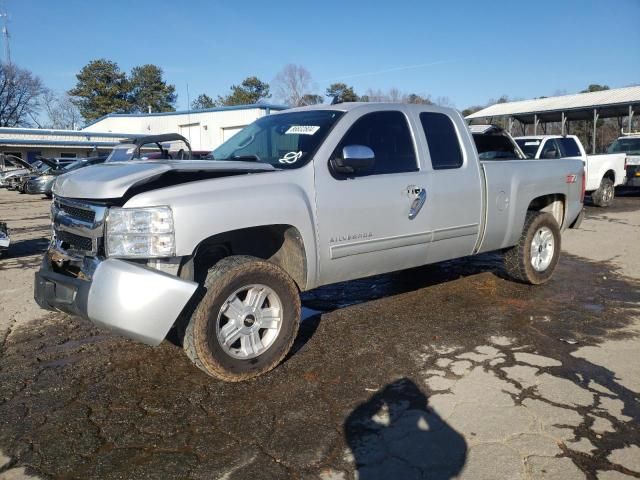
(0, 63, 46, 127)
(362, 88, 432, 104)
(387, 87, 402, 102)
(274, 64, 317, 106)
(434, 96, 454, 107)
(42, 90, 82, 129)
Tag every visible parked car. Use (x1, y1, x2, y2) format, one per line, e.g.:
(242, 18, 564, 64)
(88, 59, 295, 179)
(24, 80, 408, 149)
(0, 154, 27, 174)
(5, 158, 76, 192)
(35, 103, 585, 381)
(606, 134, 640, 187)
(514, 135, 626, 207)
(8, 161, 51, 192)
(0, 156, 35, 188)
(25, 157, 106, 197)
(105, 134, 193, 162)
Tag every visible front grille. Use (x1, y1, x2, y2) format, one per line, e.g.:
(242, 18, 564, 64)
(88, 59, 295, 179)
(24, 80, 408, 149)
(56, 230, 93, 252)
(56, 202, 96, 223)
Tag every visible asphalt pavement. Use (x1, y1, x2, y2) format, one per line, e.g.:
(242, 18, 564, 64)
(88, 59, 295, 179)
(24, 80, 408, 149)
(0, 188, 639, 480)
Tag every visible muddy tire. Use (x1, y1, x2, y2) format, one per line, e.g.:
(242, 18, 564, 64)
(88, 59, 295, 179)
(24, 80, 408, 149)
(504, 211, 561, 285)
(591, 177, 614, 207)
(183, 255, 300, 382)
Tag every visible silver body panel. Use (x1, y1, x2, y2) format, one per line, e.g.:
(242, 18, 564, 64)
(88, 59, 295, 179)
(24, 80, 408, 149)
(514, 135, 626, 192)
(36, 103, 584, 346)
(87, 259, 198, 345)
(53, 160, 275, 199)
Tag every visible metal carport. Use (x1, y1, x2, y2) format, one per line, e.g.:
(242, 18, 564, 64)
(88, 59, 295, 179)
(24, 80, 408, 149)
(466, 86, 640, 153)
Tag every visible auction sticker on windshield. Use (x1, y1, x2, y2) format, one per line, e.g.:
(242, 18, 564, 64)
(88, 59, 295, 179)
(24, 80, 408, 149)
(285, 126, 320, 135)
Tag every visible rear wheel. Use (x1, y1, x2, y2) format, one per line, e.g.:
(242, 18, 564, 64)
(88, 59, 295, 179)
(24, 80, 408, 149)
(183, 255, 300, 381)
(504, 211, 561, 285)
(591, 177, 614, 207)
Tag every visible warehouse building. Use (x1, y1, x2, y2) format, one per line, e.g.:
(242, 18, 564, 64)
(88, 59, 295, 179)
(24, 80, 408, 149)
(0, 128, 142, 162)
(0, 103, 287, 163)
(82, 103, 288, 151)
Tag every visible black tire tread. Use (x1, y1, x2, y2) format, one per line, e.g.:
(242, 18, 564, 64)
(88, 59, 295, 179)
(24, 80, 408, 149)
(504, 211, 560, 285)
(591, 177, 614, 208)
(183, 255, 300, 382)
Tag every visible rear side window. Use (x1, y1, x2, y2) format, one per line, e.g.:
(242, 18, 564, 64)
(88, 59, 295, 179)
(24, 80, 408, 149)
(419, 112, 463, 169)
(557, 138, 581, 157)
(540, 139, 560, 159)
(335, 111, 417, 175)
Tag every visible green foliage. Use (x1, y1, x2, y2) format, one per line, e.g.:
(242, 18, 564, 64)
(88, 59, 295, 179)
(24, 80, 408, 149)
(217, 76, 271, 106)
(191, 93, 216, 110)
(580, 84, 610, 93)
(129, 64, 176, 113)
(461, 106, 483, 117)
(325, 83, 359, 103)
(406, 93, 432, 105)
(68, 59, 177, 121)
(68, 59, 130, 121)
(299, 94, 324, 106)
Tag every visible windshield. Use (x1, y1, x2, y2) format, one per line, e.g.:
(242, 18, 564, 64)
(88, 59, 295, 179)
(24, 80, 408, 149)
(607, 138, 640, 155)
(210, 110, 344, 168)
(106, 145, 136, 163)
(515, 139, 541, 158)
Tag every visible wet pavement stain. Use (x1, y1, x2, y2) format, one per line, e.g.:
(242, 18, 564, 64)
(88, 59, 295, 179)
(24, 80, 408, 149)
(0, 249, 639, 479)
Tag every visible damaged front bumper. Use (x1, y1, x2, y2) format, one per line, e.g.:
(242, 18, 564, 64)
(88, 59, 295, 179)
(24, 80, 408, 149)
(34, 250, 198, 345)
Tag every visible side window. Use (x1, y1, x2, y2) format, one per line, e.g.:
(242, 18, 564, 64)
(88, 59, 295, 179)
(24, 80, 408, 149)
(334, 111, 417, 175)
(540, 139, 560, 159)
(557, 138, 581, 158)
(419, 112, 463, 169)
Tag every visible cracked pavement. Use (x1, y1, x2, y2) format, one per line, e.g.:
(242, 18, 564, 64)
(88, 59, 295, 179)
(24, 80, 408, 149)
(0, 188, 639, 479)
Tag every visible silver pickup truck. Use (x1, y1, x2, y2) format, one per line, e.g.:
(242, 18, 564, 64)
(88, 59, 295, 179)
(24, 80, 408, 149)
(35, 103, 585, 381)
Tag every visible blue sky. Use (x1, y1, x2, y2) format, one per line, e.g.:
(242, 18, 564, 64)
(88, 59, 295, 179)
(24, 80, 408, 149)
(7, 0, 640, 111)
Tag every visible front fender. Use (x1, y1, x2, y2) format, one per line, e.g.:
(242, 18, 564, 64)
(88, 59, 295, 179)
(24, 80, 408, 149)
(124, 166, 319, 288)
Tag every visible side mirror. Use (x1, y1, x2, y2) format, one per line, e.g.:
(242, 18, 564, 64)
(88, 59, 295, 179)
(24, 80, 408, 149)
(331, 145, 375, 174)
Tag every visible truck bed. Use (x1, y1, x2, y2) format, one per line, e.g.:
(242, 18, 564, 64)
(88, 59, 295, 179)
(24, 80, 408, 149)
(478, 158, 584, 253)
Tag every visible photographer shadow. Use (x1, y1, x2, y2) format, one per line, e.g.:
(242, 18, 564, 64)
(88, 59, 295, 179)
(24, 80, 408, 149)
(344, 378, 466, 480)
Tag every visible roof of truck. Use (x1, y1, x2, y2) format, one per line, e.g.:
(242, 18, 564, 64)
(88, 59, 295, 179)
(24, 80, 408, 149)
(514, 135, 579, 140)
(282, 102, 460, 115)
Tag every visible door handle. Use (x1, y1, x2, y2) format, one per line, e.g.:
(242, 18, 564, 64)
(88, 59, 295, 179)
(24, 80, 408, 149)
(407, 186, 427, 219)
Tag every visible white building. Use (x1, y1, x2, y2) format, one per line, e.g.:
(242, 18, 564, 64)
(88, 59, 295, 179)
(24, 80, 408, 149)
(82, 103, 288, 151)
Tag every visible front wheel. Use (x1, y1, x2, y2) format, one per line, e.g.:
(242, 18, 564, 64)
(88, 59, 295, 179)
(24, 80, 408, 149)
(504, 211, 561, 285)
(591, 177, 614, 207)
(183, 255, 301, 381)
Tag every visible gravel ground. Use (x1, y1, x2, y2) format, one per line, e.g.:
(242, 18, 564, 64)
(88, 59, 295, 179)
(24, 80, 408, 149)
(0, 187, 639, 480)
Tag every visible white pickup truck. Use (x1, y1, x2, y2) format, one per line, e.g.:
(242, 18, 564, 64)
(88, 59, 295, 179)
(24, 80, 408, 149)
(606, 134, 640, 187)
(515, 135, 626, 207)
(35, 103, 585, 381)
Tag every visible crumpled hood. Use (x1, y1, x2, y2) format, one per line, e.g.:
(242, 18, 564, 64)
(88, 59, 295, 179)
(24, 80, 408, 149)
(53, 160, 276, 199)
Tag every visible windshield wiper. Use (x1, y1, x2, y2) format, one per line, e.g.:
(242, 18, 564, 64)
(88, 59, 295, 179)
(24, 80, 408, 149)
(230, 154, 261, 162)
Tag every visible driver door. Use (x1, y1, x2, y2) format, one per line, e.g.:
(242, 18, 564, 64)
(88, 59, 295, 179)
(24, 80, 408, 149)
(313, 108, 432, 286)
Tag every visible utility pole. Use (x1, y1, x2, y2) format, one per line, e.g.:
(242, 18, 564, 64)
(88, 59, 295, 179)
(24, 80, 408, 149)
(0, 4, 10, 65)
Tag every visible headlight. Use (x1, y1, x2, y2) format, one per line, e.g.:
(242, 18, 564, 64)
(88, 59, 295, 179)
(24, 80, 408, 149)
(106, 206, 175, 258)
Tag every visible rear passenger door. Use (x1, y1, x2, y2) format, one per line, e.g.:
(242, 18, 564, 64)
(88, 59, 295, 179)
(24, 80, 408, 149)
(416, 111, 484, 263)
